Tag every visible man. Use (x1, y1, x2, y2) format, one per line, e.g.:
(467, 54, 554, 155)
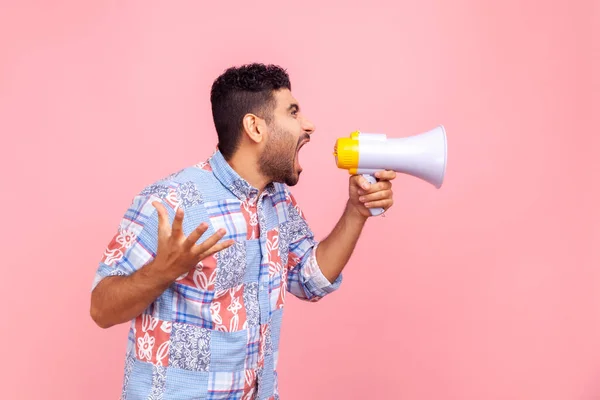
(90, 63, 396, 399)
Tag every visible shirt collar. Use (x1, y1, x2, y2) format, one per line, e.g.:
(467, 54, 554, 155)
(208, 149, 277, 201)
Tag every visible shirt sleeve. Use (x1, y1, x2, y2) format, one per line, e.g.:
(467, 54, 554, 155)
(91, 189, 176, 291)
(284, 191, 343, 302)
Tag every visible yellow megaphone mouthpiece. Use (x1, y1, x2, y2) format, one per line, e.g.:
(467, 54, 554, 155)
(333, 136, 360, 171)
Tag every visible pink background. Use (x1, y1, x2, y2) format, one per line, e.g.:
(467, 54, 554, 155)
(1, 1, 598, 399)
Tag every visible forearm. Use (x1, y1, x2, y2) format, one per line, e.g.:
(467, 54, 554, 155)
(315, 201, 368, 283)
(90, 259, 174, 328)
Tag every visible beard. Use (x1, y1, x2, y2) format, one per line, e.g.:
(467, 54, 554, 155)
(258, 125, 308, 187)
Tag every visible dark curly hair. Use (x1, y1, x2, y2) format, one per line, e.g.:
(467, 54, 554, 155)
(210, 63, 292, 160)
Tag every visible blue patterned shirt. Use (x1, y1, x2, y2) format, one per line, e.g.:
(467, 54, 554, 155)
(92, 149, 343, 399)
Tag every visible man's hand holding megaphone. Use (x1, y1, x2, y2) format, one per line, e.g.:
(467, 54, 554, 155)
(347, 170, 397, 218)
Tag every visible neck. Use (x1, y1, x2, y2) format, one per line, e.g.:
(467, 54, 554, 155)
(227, 147, 270, 192)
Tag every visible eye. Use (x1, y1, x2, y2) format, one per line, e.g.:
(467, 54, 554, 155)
(291, 110, 298, 117)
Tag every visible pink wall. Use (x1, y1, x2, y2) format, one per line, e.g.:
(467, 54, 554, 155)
(1, 1, 598, 399)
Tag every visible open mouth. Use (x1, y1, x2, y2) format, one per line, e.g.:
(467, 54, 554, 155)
(295, 137, 310, 172)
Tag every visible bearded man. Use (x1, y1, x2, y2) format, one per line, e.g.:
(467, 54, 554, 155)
(90, 63, 396, 399)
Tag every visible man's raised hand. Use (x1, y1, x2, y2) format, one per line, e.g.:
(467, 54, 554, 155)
(152, 201, 234, 281)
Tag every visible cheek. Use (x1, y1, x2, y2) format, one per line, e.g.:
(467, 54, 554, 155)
(278, 140, 295, 157)
(265, 138, 290, 159)
(278, 134, 298, 153)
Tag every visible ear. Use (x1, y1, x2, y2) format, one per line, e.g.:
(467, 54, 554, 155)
(242, 113, 267, 144)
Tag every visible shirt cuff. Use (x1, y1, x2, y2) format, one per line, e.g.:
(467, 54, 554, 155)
(91, 266, 127, 291)
(301, 243, 343, 295)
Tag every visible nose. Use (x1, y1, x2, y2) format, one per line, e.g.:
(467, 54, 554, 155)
(302, 115, 315, 135)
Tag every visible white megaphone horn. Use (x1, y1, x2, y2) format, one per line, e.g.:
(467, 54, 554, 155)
(333, 125, 448, 216)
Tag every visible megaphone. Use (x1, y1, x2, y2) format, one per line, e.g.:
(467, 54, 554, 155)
(333, 125, 447, 216)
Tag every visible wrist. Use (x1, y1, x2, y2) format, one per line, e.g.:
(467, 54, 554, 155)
(344, 201, 369, 224)
(139, 257, 177, 289)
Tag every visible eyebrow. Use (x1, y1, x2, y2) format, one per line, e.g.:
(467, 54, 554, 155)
(287, 103, 300, 113)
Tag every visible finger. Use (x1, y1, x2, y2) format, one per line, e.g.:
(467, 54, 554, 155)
(358, 180, 391, 195)
(374, 181, 392, 192)
(184, 222, 210, 248)
(152, 201, 171, 238)
(359, 189, 392, 203)
(374, 170, 397, 181)
(171, 207, 184, 239)
(192, 228, 227, 255)
(200, 239, 236, 259)
(364, 198, 394, 209)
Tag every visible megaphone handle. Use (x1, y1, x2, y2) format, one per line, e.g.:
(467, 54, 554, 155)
(362, 174, 385, 216)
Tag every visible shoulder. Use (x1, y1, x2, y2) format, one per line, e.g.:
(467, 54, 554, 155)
(129, 162, 219, 216)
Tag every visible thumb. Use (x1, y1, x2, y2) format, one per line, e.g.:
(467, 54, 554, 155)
(353, 175, 371, 191)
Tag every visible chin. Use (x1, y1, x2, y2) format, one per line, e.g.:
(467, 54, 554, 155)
(284, 172, 300, 187)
